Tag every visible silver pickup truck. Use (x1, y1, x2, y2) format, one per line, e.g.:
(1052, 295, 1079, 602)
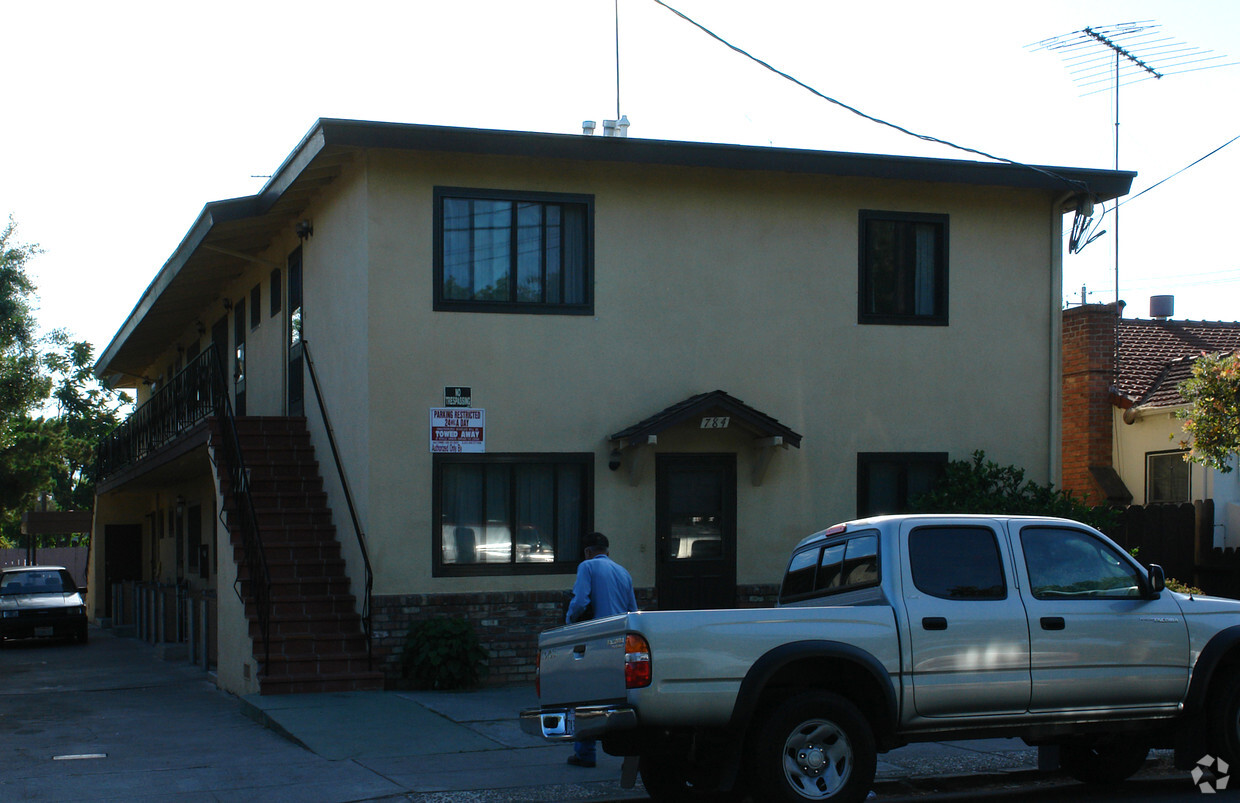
(521, 514, 1240, 802)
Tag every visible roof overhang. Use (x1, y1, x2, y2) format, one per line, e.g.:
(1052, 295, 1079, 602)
(96, 119, 1135, 382)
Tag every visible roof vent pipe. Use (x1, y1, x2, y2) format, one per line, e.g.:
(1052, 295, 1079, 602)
(582, 120, 596, 136)
(617, 115, 630, 138)
(1150, 295, 1174, 319)
(602, 119, 618, 137)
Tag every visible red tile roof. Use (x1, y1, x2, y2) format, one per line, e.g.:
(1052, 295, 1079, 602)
(1116, 318, 1240, 408)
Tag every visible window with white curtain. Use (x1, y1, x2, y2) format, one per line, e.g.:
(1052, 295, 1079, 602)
(858, 210, 949, 325)
(434, 453, 592, 576)
(435, 187, 593, 314)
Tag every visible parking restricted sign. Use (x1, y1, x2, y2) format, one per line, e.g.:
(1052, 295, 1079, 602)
(430, 408, 486, 453)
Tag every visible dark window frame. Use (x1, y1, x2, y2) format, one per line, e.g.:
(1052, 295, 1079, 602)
(433, 186, 594, 315)
(857, 452, 948, 517)
(1145, 449, 1191, 504)
(432, 452, 593, 577)
(270, 269, 282, 317)
(250, 284, 261, 330)
(858, 210, 949, 326)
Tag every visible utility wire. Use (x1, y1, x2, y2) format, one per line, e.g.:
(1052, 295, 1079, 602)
(1120, 133, 1240, 206)
(650, 0, 1089, 193)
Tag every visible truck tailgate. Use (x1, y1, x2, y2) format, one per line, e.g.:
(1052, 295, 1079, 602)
(538, 615, 632, 707)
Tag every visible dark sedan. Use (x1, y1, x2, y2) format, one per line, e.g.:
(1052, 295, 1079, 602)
(0, 566, 89, 644)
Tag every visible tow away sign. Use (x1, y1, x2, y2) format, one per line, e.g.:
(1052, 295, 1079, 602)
(430, 408, 485, 453)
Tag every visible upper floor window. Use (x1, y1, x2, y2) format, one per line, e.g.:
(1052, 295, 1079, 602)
(1146, 450, 1190, 504)
(434, 187, 593, 314)
(859, 210, 948, 325)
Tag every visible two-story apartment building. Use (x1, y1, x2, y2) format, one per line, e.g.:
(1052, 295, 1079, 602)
(90, 119, 1132, 695)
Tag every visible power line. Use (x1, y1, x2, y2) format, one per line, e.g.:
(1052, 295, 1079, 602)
(649, 0, 1089, 194)
(1120, 133, 1240, 206)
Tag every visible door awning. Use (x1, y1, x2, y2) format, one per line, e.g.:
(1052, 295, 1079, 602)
(609, 389, 802, 448)
(608, 390, 801, 487)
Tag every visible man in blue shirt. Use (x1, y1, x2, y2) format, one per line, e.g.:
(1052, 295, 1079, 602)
(565, 532, 638, 768)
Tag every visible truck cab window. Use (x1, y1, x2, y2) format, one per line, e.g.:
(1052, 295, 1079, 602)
(1021, 527, 1143, 599)
(908, 526, 1006, 600)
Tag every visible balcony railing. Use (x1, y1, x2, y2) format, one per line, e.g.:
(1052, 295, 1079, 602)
(97, 348, 223, 480)
(96, 346, 271, 675)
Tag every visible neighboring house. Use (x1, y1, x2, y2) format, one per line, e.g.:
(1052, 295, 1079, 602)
(88, 118, 1131, 696)
(1062, 303, 1240, 546)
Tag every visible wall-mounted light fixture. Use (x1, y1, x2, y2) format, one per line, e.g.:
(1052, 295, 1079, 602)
(295, 220, 314, 240)
(196, 321, 206, 336)
(175, 496, 185, 518)
(608, 448, 623, 471)
(222, 298, 232, 312)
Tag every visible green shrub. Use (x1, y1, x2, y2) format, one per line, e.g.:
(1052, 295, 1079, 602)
(399, 617, 489, 690)
(912, 450, 1118, 532)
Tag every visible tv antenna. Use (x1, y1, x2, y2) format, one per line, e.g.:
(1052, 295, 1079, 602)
(1030, 22, 1237, 313)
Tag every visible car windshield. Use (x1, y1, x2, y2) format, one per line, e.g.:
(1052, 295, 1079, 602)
(0, 571, 72, 594)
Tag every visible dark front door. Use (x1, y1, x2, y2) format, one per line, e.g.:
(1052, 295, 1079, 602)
(103, 524, 143, 613)
(655, 454, 737, 610)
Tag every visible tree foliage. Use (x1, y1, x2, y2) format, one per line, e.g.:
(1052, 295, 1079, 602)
(1176, 351, 1240, 474)
(912, 450, 1118, 532)
(0, 219, 130, 547)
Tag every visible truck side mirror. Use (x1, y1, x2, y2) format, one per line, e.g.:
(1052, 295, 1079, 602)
(1146, 564, 1165, 597)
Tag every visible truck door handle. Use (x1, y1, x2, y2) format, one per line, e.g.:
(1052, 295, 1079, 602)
(573, 644, 586, 660)
(922, 617, 948, 631)
(1040, 617, 1065, 631)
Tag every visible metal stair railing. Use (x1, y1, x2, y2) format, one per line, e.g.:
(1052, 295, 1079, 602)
(300, 339, 373, 668)
(205, 345, 272, 676)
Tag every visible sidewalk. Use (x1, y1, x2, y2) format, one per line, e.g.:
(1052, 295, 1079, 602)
(240, 684, 1177, 801)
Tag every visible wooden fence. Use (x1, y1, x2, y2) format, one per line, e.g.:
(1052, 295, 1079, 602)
(0, 547, 89, 585)
(1105, 499, 1240, 598)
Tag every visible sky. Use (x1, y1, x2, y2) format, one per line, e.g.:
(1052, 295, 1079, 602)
(2, 0, 1237, 357)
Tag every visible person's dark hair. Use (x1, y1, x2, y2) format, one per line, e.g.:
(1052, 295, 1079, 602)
(583, 532, 609, 552)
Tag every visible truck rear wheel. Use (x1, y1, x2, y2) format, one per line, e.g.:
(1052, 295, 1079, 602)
(639, 751, 742, 802)
(749, 690, 876, 802)
(1059, 736, 1149, 784)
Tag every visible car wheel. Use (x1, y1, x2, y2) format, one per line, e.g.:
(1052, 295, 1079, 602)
(1059, 736, 1149, 785)
(1209, 670, 1240, 764)
(749, 690, 876, 803)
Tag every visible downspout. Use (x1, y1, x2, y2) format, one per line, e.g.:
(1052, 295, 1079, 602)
(1049, 191, 1076, 486)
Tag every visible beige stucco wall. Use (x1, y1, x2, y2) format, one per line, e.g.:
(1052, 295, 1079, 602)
(345, 150, 1059, 594)
(1114, 407, 1240, 547)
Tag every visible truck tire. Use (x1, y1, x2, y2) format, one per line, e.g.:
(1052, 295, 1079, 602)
(1208, 670, 1240, 764)
(749, 690, 876, 803)
(1059, 736, 1149, 785)
(639, 752, 741, 802)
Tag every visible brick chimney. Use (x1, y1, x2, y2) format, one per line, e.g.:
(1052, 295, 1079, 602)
(1061, 303, 1124, 503)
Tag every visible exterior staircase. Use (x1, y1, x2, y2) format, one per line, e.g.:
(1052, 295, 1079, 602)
(211, 416, 384, 694)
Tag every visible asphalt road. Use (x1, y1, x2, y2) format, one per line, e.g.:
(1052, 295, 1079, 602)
(0, 629, 406, 801)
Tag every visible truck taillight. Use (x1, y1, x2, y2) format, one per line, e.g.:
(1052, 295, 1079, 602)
(625, 633, 651, 689)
